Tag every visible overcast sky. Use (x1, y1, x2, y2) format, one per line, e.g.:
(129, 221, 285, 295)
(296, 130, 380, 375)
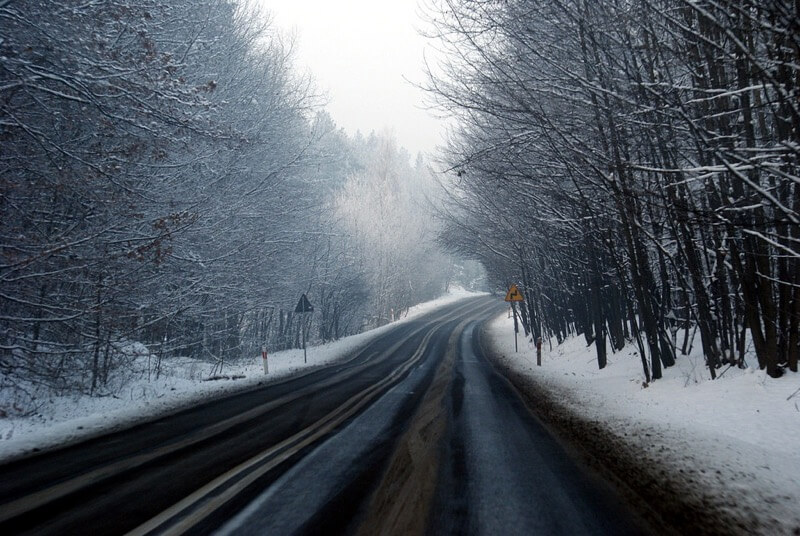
(257, 0, 444, 158)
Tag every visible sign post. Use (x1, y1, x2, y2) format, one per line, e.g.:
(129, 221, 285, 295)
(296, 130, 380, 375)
(295, 294, 314, 364)
(504, 284, 524, 353)
(261, 346, 269, 374)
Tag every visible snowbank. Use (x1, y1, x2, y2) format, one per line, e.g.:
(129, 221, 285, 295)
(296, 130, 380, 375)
(0, 288, 484, 462)
(486, 312, 800, 534)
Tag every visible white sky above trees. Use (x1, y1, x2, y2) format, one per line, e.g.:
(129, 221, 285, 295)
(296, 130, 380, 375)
(258, 0, 444, 157)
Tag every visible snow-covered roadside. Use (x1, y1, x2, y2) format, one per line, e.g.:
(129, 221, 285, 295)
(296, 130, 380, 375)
(0, 288, 484, 463)
(486, 312, 800, 535)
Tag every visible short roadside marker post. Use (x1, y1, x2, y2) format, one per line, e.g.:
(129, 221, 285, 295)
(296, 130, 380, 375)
(261, 346, 269, 375)
(504, 284, 524, 353)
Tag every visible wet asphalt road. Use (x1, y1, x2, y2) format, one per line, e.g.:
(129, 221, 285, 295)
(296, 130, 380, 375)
(0, 296, 648, 535)
(429, 322, 644, 535)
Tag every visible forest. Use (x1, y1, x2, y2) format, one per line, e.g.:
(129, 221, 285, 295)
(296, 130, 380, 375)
(424, 0, 799, 381)
(2, 0, 798, 410)
(0, 0, 462, 404)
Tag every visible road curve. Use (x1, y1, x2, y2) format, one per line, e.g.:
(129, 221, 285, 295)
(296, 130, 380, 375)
(0, 296, 649, 535)
(216, 302, 649, 536)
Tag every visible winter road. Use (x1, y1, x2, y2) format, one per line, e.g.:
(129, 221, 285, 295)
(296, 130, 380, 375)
(0, 296, 647, 535)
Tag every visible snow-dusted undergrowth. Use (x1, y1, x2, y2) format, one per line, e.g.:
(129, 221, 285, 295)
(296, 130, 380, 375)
(487, 312, 800, 534)
(0, 288, 484, 462)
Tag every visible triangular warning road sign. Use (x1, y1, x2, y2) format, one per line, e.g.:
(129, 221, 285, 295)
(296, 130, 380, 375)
(504, 284, 524, 302)
(295, 293, 314, 313)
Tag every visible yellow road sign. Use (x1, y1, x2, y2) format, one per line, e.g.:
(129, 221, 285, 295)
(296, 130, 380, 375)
(504, 284, 524, 302)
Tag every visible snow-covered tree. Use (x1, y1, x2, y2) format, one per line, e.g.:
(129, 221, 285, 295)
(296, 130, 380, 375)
(423, 0, 800, 380)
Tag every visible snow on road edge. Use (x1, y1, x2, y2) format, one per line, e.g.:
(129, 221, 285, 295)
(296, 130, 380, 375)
(0, 288, 485, 463)
(486, 312, 800, 535)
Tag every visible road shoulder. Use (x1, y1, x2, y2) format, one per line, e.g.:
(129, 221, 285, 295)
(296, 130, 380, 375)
(480, 313, 800, 536)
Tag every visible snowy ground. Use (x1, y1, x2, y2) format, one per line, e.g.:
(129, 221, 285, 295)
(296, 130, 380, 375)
(0, 288, 484, 463)
(486, 311, 800, 535)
